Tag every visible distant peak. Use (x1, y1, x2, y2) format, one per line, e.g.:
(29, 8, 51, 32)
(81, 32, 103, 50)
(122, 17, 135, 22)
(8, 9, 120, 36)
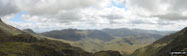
(23, 29, 36, 34)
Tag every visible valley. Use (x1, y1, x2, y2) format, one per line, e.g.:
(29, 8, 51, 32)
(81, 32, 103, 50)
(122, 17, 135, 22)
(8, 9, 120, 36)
(39, 28, 173, 55)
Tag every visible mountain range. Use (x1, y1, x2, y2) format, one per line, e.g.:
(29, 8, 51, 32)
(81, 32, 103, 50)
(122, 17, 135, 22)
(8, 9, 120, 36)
(39, 27, 174, 55)
(0, 18, 123, 56)
(1, 17, 186, 56)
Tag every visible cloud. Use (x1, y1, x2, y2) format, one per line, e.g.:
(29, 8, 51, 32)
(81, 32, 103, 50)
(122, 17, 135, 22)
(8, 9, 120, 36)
(15, 0, 110, 15)
(126, 0, 160, 10)
(55, 10, 82, 22)
(125, 0, 169, 16)
(101, 14, 124, 19)
(153, 13, 187, 20)
(170, 0, 187, 12)
(0, 0, 18, 17)
(12, 0, 111, 23)
(0, 0, 187, 32)
(124, 0, 187, 20)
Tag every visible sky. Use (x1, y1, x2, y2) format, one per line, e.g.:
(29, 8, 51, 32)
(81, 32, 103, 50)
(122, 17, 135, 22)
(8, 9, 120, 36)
(0, 0, 187, 32)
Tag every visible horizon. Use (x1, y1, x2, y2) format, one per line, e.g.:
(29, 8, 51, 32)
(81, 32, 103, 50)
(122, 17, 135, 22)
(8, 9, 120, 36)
(0, 0, 187, 32)
(22, 27, 177, 33)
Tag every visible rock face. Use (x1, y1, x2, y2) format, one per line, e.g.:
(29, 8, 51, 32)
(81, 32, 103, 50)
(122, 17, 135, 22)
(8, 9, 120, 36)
(0, 18, 122, 56)
(131, 27, 187, 56)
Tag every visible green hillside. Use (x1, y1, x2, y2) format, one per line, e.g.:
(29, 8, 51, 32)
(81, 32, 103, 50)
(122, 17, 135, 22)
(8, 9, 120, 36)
(131, 27, 187, 56)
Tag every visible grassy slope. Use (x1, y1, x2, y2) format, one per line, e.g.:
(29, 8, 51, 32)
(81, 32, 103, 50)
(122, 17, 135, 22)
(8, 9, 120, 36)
(0, 19, 88, 56)
(57, 37, 151, 55)
(0, 33, 92, 56)
(0, 42, 40, 56)
(157, 29, 187, 56)
(131, 27, 187, 56)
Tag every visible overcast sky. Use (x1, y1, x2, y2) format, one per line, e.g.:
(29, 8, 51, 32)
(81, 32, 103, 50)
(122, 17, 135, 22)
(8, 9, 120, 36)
(0, 0, 187, 32)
